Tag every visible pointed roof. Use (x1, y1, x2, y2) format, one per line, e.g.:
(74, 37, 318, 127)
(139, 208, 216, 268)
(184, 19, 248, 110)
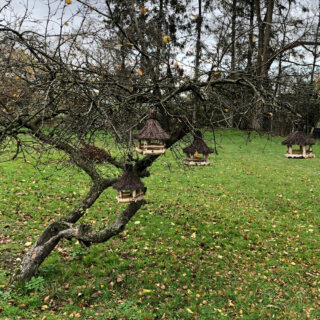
(134, 110, 170, 141)
(282, 131, 315, 146)
(113, 164, 145, 191)
(183, 131, 214, 155)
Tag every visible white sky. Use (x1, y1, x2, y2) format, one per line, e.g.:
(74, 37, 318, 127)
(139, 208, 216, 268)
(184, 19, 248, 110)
(3, 0, 320, 76)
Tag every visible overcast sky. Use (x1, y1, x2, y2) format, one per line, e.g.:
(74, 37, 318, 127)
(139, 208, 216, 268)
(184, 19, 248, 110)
(3, 0, 320, 74)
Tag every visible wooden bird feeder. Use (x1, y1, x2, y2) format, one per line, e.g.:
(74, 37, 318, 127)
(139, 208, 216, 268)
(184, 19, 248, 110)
(113, 164, 145, 203)
(183, 131, 213, 166)
(134, 110, 170, 155)
(282, 131, 315, 159)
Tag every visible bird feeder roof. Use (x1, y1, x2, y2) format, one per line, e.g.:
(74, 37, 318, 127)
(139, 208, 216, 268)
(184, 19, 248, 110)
(113, 164, 145, 191)
(134, 110, 171, 141)
(281, 131, 315, 146)
(183, 131, 214, 155)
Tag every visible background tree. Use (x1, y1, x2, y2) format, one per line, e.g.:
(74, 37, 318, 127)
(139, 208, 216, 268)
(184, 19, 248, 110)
(1, 0, 320, 282)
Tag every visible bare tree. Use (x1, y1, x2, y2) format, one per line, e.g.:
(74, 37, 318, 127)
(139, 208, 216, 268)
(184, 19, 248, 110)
(1, 0, 320, 281)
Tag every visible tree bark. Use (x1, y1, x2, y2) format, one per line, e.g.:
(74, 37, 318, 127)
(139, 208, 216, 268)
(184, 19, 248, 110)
(193, 0, 203, 124)
(246, 0, 254, 71)
(17, 200, 144, 282)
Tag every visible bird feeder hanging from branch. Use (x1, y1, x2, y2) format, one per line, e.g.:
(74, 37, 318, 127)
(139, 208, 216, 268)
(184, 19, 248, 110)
(112, 164, 145, 203)
(183, 131, 213, 166)
(134, 109, 170, 155)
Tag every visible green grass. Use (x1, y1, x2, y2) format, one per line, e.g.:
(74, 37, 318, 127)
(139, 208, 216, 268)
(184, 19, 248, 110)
(1, 129, 320, 319)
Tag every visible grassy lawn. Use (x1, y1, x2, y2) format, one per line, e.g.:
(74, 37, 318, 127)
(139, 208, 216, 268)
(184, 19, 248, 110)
(0, 129, 320, 319)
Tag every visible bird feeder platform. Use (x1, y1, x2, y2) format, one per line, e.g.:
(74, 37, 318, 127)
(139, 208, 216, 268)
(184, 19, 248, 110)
(113, 164, 145, 203)
(282, 131, 315, 159)
(285, 146, 315, 159)
(182, 131, 213, 166)
(116, 190, 145, 203)
(135, 140, 166, 155)
(184, 155, 210, 166)
(134, 110, 170, 155)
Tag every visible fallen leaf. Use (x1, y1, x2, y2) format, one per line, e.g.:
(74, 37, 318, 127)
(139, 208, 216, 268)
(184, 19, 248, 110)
(142, 289, 152, 294)
(117, 274, 124, 282)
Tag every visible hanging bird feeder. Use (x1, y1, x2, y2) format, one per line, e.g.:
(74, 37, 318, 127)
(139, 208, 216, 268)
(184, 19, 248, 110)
(282, 131, 315, 159)
(113, 164, 145, 203)
(183, 131, 213, 166)
(134, 110, 170, 155)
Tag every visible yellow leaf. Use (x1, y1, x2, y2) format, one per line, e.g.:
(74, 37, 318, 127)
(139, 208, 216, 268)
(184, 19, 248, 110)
(41, 305, 49, 310)
(225, 108, 229, 112)
(138, 69, 143, 76)
(25, 241, 32, 247)
(214, 71, 220, 76)
(191, 232, 196, 238)
(65, 0, 72, 4)
(186, 308, 193, 314)
(252, 36, 257, 42)
(163, 35, 171, 44)
(116, 43, 123, 47)
(142, 289, 152, 294)
(126, 42, 134, 46)
(140, 6, 148, 14)
(191, 14, 197, 18)
(291, 262, 296, 266)
(269, 112, 273, 116)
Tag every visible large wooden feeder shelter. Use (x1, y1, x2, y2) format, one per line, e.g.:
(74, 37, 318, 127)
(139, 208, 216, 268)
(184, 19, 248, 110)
(282, 131, 315, 159)
(183, 131, 213, 166)
(113, 165, 145, 203)
(134, 110, 170, 155)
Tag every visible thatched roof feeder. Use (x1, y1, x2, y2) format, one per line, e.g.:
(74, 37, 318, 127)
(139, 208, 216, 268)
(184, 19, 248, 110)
(113, 164, 145, 203)
(183, 131, 213, 166)
(134, 110, 170, 155)
(282, 131, 315, 159)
